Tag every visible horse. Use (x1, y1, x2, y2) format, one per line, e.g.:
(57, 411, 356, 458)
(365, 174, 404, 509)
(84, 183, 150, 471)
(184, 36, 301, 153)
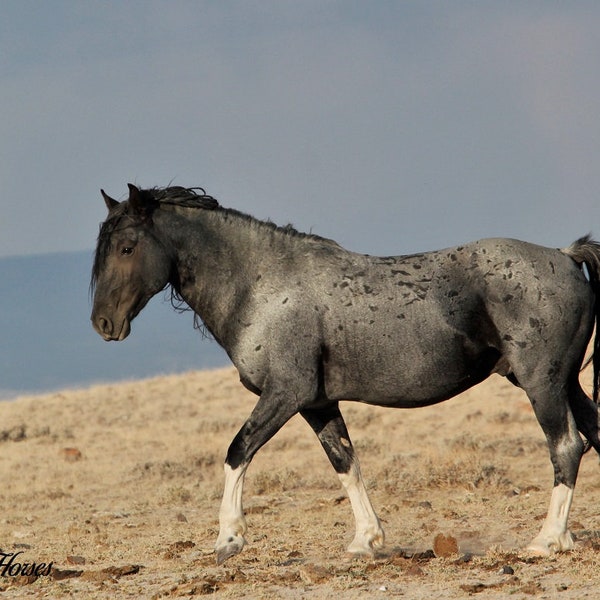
(91, 183, 600, 564)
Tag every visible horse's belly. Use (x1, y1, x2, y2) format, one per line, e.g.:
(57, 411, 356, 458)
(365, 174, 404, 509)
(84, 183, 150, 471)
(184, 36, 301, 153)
(322, 332, 491, 407)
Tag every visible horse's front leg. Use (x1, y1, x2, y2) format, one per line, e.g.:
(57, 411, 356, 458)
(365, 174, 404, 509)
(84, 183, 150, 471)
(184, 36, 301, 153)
(214, 386, 306, 565)
(215, 463, 249, 564)
(301, 404, 385, 556)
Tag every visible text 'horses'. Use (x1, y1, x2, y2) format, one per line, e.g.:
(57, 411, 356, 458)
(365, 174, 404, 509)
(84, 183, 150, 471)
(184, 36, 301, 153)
(91, 184, 600, 564)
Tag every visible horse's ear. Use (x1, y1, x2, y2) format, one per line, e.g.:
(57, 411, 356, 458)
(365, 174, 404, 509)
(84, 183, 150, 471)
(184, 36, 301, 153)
(127, 183, 145, 215)
(127, 183, 157, 219)
(101, 189, 119, 211)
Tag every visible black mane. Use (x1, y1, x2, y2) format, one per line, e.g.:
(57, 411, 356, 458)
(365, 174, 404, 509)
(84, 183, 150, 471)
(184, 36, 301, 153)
(143, 186, 338, 248)
(91, 184, 339, 300)
(142, 186, 220, 210)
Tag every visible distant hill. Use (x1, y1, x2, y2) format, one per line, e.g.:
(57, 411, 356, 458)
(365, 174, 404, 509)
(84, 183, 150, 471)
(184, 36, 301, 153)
(0, 251, 228, 398)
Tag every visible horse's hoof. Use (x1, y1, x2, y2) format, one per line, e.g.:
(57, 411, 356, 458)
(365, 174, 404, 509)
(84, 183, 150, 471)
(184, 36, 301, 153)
(346, 528, 384, 557)
(525, 542, 552, 557)
(347, 543, 375, 557)
(215, 534, 245, 565)
(525, 532, 573, 557)
(346, 536, 383, 558)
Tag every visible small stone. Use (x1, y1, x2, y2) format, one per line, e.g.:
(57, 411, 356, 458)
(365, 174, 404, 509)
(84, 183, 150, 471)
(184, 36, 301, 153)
(460, 583, 488, 593)
(101, 564, 141, 578)
(299, 564, 330, 584)
(9, 574, 38, 586)
(60, 448, 82, 462)
(433, 533, 459, 557)
(455, 553, 473, 564)
(51, 568, 83, 581)
(163, 540, 195, 559)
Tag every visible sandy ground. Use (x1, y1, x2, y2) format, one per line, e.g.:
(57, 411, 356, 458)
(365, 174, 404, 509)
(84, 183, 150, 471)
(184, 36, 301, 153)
(1, 366, 600, 598)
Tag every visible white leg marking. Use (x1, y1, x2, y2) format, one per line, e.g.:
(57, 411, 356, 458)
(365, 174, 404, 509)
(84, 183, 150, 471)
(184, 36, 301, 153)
(338, 458, 385, 555)
(526, 483, 575, 556)
(215, 463, 248, 564)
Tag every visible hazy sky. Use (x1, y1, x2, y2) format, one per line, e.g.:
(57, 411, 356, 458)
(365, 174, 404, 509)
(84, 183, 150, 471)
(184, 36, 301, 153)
(2, 1, 600, 259)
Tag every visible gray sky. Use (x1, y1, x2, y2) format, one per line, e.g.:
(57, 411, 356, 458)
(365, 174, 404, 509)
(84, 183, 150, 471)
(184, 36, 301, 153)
(2, 1, 600, 259)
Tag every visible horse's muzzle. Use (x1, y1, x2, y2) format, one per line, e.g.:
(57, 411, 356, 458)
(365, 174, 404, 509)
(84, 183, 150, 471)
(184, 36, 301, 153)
(92, 314, 131, 341)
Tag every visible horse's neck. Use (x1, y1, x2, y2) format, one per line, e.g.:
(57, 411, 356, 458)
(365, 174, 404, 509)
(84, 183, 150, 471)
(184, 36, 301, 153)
(157, 209, 262, 347)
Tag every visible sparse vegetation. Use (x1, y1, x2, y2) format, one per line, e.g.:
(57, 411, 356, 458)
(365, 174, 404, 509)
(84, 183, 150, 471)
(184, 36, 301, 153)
(0, 367, 598, 598)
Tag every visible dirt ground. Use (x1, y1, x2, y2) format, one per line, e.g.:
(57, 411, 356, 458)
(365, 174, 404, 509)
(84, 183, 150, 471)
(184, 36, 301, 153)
(2, 366, 600, 598)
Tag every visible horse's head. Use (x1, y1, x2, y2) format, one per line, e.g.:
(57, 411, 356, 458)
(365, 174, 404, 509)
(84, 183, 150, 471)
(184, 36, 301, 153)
(91, 184, 172, 341)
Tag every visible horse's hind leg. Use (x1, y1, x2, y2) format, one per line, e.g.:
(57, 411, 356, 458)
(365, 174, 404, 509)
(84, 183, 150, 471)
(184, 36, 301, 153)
(301, 404, 385, 556)
(523, 383, 584, 555)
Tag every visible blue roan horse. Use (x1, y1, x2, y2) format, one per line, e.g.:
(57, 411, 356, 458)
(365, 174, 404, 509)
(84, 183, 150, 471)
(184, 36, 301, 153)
(91, 184, 600, 564)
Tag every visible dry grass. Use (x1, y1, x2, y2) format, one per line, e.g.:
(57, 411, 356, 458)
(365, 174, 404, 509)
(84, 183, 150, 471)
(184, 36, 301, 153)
(0, 367, 599, 598)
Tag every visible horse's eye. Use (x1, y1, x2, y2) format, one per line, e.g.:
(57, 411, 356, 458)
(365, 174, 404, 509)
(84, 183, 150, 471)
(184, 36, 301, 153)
(121, 246, 134, 256)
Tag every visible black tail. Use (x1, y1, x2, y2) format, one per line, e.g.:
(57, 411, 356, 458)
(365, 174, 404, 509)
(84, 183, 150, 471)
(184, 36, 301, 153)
(563, 235, 600, 402)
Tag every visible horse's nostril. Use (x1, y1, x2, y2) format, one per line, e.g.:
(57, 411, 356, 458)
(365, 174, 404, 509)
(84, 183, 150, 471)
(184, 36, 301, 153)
(96, 316, 112, 336)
